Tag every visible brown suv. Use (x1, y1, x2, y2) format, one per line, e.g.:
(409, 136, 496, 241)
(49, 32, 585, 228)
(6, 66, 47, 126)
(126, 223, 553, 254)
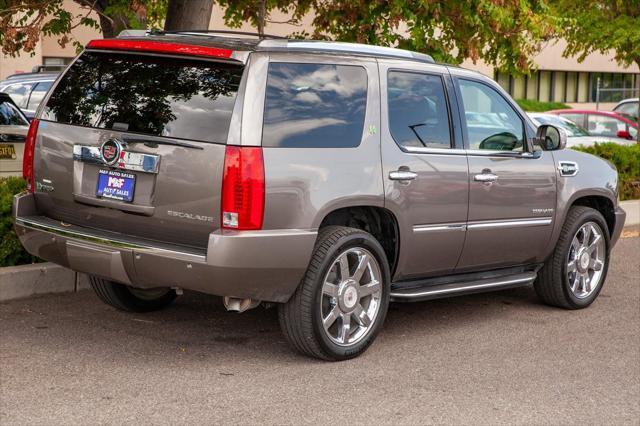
(13, 31, 626, 360)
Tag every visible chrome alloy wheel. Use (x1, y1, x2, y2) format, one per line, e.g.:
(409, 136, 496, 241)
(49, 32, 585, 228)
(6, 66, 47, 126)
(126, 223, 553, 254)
(320, 248, 383, 346)
(566, 221, 606, 299)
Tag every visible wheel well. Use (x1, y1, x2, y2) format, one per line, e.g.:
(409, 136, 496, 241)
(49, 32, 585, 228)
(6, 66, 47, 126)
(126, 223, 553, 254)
(572, 196, 615, 236)
(319, 206, 399, 274)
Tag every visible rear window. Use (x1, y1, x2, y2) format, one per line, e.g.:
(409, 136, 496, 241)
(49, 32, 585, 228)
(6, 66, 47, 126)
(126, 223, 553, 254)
(42, 52, 243, 144)
(262, 63, 367, 148)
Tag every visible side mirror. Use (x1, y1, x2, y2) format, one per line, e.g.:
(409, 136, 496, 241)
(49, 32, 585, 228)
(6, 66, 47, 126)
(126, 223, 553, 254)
(535, 124, 567, 151)
(617, 130, 631, 140)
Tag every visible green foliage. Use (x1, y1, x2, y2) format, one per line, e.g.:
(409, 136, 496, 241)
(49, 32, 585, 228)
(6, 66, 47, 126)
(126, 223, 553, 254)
(573, 143, 640, 201)
(550, 0, 640, 70)
(0, 177, 39, 267)
(0, 0, 168, 56)
(217, 0, 560, 74)
(516, 99, 572, 112)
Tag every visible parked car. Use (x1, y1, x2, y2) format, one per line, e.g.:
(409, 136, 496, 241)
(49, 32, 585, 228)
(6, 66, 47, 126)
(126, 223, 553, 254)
(548, 109, 638, 141)
(0, 72, 58, 119)
(528, 113, 635, 148)
(613, 98, 638, 121)
(0, 92, 29, 177)
(13, 33, 626, 360)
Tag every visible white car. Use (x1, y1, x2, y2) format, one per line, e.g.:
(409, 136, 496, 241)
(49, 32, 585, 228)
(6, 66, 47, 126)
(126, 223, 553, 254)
(613, 98, 638, 121)
(528, 113, 635, 148)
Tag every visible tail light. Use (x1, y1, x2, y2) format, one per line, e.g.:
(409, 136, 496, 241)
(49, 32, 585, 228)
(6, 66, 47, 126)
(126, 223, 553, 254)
(23, 119, 40, 192)
(221, 146, 265, 230)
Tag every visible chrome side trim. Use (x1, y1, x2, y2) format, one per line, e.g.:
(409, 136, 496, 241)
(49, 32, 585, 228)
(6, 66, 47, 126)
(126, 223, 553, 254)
(413, 223, 466, 233)
(15, 217, 205, 263)
(390, 272, 537, 301)
(465, 149, 541, 159)
(413, 217, 552, 233)
(404, 146, 466, 156)
(467, 217, 552, 230)
(73, 144, 160, 174)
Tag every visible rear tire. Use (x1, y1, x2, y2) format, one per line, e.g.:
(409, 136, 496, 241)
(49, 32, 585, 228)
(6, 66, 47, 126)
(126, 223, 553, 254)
(90, 276, 177, 313)
(278, 226, 390, 361)
(535, 206, 610, 309)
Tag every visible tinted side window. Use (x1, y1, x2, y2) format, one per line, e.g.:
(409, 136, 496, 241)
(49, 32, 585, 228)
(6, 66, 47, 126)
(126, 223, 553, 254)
(0, 99, 29, 125)
(27, 81, 52, 110)
(262, 63, 367, 148)
(458, 79, 524, 151)
(388, 71, 451, 149)
(42, 52, 243, 144)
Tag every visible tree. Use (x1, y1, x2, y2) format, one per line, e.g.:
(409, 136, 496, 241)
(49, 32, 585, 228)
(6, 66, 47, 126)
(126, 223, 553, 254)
(217, 0, 560, 74)
(164, 0, 214, 31)
(0, 0, 166, 56)
(551, 0, 640, 74)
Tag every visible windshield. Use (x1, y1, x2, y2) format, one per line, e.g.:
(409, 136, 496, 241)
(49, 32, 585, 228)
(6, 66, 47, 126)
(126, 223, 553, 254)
(42, 51, 244, 144)
(533, 115, 589, 137)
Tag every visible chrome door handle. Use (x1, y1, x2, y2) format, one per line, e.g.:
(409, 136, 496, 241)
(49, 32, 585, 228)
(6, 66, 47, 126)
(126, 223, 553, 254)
(473, 173, 498, 183)
(389, 170, 418, 181)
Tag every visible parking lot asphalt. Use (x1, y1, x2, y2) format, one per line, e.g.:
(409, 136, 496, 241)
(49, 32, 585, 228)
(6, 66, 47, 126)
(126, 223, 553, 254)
(1, 235, 638, 425)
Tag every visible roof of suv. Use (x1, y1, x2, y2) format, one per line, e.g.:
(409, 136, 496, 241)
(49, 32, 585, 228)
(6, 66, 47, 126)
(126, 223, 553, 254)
(88, 30, 436, 65)
(0, 73, 58, 89)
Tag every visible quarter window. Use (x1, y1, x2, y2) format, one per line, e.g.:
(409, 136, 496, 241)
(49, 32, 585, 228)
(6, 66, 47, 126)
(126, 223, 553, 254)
(387, 71, 452, 149)
(458, 79, 525, 151)
(262, 63, 367, 148)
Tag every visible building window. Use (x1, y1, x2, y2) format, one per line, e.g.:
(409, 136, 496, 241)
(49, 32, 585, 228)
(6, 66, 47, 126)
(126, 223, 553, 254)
(495, 69, 639, 104)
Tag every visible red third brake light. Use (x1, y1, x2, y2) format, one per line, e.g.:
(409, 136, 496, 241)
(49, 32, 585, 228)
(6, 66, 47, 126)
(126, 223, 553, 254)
(221, 146, 265, 230)
(23, 119, 40, 192)
(86, 39, 233, 59)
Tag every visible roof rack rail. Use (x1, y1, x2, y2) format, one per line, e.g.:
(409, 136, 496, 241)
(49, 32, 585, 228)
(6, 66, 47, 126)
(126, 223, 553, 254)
(147, 29, 288, 40)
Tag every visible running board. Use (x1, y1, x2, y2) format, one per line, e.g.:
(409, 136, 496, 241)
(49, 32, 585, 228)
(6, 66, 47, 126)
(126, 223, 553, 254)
(389, 271, 537, 302)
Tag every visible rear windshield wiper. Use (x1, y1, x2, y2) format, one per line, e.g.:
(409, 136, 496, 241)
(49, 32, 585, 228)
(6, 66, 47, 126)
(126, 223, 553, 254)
(121, 136, 204, 150)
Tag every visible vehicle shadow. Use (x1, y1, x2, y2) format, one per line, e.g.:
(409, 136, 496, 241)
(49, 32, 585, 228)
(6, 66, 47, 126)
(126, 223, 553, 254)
(1, 284, 561, 365)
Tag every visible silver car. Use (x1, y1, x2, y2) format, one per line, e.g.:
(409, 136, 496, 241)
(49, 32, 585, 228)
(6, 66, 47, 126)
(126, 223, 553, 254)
(13, 32, 626, 360)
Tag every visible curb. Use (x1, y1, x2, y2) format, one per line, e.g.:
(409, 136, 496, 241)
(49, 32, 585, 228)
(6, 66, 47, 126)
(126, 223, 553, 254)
(0, 263, 90, 302)
(621, 200, 640, 227)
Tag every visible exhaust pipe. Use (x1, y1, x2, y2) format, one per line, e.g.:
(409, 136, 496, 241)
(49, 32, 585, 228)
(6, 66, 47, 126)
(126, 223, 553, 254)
(223, 296, 260, 313)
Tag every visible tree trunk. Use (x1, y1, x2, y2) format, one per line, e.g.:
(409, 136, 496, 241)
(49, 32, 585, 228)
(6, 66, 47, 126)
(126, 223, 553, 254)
(99, 14, 116, 38)
(164, 0, 214, 31)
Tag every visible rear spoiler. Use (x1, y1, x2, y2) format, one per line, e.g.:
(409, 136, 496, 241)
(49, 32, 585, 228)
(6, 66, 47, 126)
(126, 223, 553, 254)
(86, 39, 234, 60)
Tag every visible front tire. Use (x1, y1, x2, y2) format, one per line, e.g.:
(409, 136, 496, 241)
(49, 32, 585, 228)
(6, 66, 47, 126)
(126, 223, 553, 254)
(90, 276, 177, 313)
(278, 226, 390, 361)
(535, 206, 610, 309)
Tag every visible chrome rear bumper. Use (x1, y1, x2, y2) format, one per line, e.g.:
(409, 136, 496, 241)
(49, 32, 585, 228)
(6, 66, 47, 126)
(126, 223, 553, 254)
(13, 193, 316, 303)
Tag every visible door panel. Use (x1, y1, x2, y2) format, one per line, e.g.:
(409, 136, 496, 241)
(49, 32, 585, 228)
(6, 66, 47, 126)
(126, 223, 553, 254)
(380, 61, 469, 280)
(453, 75, 557, 271)
(458, 152, 556, 270)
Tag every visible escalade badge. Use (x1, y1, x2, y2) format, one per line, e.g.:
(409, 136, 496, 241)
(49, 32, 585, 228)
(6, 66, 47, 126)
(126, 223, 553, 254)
(101, 138, 123, 166)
